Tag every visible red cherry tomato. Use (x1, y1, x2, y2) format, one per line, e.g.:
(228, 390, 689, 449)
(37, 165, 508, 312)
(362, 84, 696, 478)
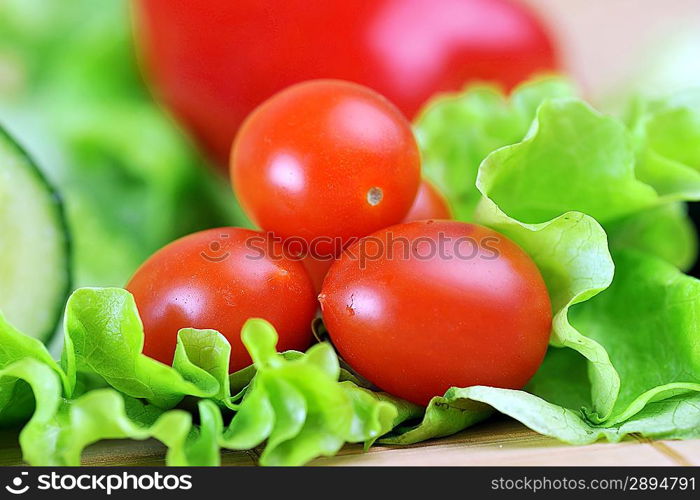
(134, 0, 558, 168)
(319, 220, 552, 406)
(126, 227, 317, 371)
(231, 80, 421, 255)
(403, 180, 453, 222)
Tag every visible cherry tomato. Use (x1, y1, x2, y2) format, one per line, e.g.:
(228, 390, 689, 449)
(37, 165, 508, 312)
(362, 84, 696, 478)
(319, 220, 552, 406)
(231, 80, 421, 255)
(403, 180, 453, 222)
(126, 227, 317, 371)
(134, 0, 558, 168)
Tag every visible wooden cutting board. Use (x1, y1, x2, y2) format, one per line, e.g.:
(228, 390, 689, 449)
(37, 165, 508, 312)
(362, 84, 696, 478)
(0, 417, 696, 466)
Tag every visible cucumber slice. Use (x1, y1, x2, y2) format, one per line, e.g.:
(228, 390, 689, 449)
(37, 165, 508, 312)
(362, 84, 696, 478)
(0, 126, 70, 342)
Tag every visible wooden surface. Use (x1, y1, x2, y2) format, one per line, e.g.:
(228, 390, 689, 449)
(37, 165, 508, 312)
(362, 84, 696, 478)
(0, 417, 697, 466)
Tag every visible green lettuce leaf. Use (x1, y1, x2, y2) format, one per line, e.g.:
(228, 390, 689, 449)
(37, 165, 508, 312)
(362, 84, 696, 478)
(220, 319, 411, 465)
(570, 250, 700, 424)
(609, 90, 700, 270)
(339, 382, 421, 448)
(386, 87, 700, 443)
(525, 347, 592, 411)
(418, 79, 699, 270)
(380, 394, 493, 446)
(2, 357, 221, 466)
(479, 99, 658, 225)
(628, 90, 700, 181)
(473, 99, 623, 420)
(387, 386, 700, 447)
(173, 328, 233, 406)
(415, 77, 575, 219)
(0, 312, 67, 424)
(475, 97, 700, 422)
(2, 289, 405, 465)
(606, 203, 697, 271)
(63, 288, 230, 408)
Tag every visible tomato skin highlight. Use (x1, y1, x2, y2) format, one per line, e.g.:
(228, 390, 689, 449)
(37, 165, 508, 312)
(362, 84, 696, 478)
(126, 227, 317, 371)
(319, 220, 552, 406)
(134, 0, 558, 168)
(402, 180, 453, 222)
(231, 80, 421, 256)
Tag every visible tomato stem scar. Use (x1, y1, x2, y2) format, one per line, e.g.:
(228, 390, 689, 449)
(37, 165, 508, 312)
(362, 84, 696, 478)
(367, 187, 383, 206)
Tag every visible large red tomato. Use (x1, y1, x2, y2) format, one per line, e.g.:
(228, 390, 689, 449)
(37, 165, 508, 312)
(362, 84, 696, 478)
(231, 80, 421, 256)
(319, 220, 552, 406)
(134, 0, 558, 168)
(126, 227, 317, 371)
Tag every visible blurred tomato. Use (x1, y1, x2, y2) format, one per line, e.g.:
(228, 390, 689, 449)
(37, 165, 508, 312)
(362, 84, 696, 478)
(134, 0, 558, 169)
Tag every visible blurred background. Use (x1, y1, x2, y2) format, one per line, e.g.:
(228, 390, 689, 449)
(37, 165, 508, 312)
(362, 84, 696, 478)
(0, 0, 699, 289)
(525, 0, 700, 102)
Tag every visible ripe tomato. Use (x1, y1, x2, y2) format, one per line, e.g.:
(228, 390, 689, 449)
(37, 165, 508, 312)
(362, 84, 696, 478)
(403, 180, 453, 222)
(319, 220, 552, 406)
(231, 80, 421, 255)
(134, 0, 558, 168)
(126, 227, 317, 371)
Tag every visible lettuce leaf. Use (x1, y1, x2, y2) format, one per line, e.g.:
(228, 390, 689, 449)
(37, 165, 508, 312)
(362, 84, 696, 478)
(606, 203, 697, 271)
(480, 99, 658, 224)
(2, 356, 222, 466)
(473, 97, 700, 423)
(220, 319, 413, 465)
(63, 288, 230, 407)
(474, 99, 626, 420)
(384, 85, 700, 442)
(415, 77, 575, 219)
(0, 312, 67, 424)
(386, 387, 700, 446)
(609, 90, 700, 269)
(628, 90, 700, 193)
(2, 288, 404, 465)
(570, 250, 700, 424)
(418, 80, 699, 269)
